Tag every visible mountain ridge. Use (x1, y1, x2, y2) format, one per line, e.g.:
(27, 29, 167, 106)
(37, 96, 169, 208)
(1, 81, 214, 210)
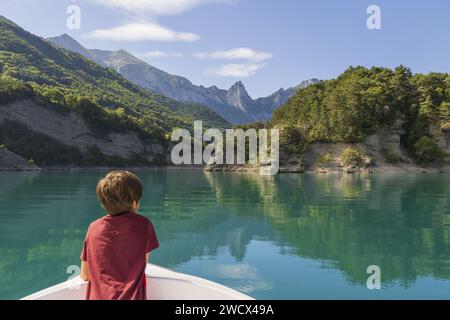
(47, 34, 319, 124)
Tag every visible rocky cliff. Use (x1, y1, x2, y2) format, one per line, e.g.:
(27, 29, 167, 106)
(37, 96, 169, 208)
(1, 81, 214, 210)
(431, 124, 450, 160)
(287, 120, 449, 173)
(0, 147, 40, 171)
(0, 98, 165, 167)
(205, 121, 450, 174)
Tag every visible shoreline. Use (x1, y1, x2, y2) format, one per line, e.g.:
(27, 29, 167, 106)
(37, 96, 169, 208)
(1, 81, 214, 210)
(1, 164, 448, 174)
(0, 165, 206, 172)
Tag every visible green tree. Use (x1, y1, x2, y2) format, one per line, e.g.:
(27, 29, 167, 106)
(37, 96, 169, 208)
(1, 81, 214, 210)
(413, 137, 444, 165)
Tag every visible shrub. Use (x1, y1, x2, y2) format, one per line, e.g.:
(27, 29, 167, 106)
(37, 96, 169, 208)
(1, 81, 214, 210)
(317, 153, 334, 167)
(0, 144, 5, 149)
(384, 152, 401, 164)
(341, 148, 366, 167)
(413, 137, 445, 165)
(442, 122, 450, 131)
(280, 126, 308, 155)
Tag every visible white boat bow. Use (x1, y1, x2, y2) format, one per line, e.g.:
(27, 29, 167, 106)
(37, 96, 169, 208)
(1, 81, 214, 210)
(21, 264, 254, 300)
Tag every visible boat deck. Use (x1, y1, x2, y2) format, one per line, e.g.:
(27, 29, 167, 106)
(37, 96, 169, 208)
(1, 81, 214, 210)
(22, 264, 253, 300)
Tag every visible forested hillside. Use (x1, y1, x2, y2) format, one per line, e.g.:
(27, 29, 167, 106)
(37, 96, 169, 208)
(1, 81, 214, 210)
(0, 16, 228, 132)
(273, 66, 450, 164)
(0, 16, 229, 167)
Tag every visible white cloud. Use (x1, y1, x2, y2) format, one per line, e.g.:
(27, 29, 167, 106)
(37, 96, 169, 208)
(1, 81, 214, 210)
(88, 0, 232, 16)
(195, 48, 273, 62)
(207, 264, 273, 294)
(213, 264, 259, 280)
(206, 63, 266, 77)
(88, 22, 200, 42)
(85, 0, 236, 43)
(137, 51, 183, 58)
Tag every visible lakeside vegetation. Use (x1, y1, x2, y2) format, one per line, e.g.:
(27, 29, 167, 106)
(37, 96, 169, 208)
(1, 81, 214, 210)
(272, 66, 450, 165)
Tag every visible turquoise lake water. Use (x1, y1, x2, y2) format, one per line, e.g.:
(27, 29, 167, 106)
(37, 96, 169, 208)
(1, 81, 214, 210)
(0, 171, 449, 300)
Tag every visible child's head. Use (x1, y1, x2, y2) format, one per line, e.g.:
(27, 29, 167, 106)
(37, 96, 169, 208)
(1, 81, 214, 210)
(96, 171, 143, 216)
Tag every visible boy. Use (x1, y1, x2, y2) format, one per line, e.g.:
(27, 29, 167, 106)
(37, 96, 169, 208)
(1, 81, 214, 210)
(80, 171, 159, 300)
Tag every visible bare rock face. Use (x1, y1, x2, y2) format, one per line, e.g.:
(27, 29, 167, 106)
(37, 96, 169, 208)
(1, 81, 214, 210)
(0, 147, 40, 171)
(299, 120, 428, 173)
(0, 99, 164, 165)
(430, 123, 450, 155)
(442, 128, 450, 163)
(278, 155, 305, 173)
(365, 119, 404, 157)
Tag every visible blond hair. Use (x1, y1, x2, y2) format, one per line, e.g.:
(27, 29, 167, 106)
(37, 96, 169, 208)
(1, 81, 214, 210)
(96, 171, 143, 216)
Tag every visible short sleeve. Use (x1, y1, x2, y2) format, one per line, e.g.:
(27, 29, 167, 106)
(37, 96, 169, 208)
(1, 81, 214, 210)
(146, 221, 159, 254)
(80, 226, 90, 262)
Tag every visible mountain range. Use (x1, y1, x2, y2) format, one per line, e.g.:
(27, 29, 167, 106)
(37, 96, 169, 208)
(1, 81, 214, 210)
(48, 34, 319, 124)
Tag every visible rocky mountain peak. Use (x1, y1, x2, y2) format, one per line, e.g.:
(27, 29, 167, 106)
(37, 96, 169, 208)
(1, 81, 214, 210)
(226, 81, 254, 111)
(57, 33, 72, 40)
(47, 34, 93, 60)
(229, 81, 248, 93)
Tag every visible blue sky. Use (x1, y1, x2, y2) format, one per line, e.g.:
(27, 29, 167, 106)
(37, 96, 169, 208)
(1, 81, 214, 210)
(1, 0, 449, 98)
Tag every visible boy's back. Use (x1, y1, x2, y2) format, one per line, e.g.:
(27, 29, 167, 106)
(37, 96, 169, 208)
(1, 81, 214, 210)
(82, 213, 158, 300)
(80, 171, 159, 300)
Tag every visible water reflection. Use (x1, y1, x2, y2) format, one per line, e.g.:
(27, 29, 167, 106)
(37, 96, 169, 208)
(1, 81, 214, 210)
(0, 171, 449, 299)
(203, 173, 450, 288)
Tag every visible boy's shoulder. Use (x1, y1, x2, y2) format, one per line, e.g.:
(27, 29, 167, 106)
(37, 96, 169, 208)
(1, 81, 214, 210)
(130, 213, 152, 225)
(86, 216, 104, 232)
(89, 213, 151, 228)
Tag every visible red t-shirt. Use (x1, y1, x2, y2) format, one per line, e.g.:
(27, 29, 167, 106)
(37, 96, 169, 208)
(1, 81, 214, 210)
(81, 212, 159, 300)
